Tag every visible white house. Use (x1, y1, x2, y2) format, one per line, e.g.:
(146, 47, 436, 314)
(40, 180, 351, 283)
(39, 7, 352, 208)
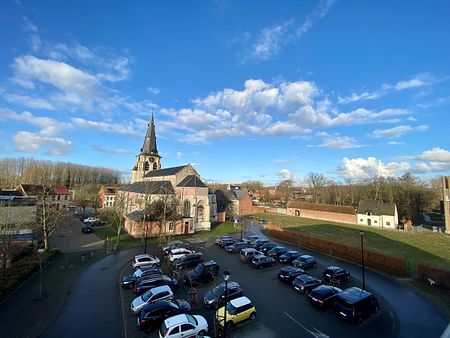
(357, 200, 398, 229)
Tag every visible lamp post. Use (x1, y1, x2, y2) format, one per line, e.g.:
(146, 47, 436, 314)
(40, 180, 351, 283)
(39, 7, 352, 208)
(144, 222, 148, 254)
(223, 270, 231, 338)
(360, 231, 365, 290)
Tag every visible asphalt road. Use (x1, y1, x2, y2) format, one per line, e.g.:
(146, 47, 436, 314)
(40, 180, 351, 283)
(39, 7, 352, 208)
(41, 219, 448, 338)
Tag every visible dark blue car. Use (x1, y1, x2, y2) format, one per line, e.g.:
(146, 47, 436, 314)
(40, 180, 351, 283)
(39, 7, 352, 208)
(277, 266, 304, 283)
(134, 275, 178, 296)
(278, 250, 301, 264)
(267, 246, 287, 258)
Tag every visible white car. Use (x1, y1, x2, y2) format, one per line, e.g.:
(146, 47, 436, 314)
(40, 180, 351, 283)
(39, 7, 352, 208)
(132, 254, 161, 269)
(159, 313, 208, 338)
(131, 285, 174, 314)
(83, 217, 98, 223)
(168, 248, 194, 262)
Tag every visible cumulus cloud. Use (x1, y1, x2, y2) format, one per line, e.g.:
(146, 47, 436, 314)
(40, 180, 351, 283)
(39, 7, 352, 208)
(147, 86, 161, 95)
(339, 157, 410, 180)
(370, 125, 428, 139)
(338, 73, 439, 104)
(397, 147, 450, 162)
(71, 117, 140, 136)
(2, 92, 55, 110)
(278, 168, 296, 181)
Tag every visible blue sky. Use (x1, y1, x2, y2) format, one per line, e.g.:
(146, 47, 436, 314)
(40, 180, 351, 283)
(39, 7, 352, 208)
(1, 0, 450, 185)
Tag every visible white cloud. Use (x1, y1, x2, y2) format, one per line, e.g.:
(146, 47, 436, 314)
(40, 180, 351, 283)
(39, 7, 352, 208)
(310, 132, 365, 149)
(21, 17, 41, 51)
(339, 157, 410, 180)
(13, 131, 71, 156)
(71, 117, 140, 136)
(338, 73, 439, 104)
(398, 147, 450, 162)
(388, 141, 404, 145)
(274, 156, 300, 165)
(244, 0, 335, 62)
(278, 168, 296, 181)
(91, 144, 132, 155)
(3, 93, 55, 110)
(147, 86, 161, 95)
(370, 125, 428, 139)
(176, 151, 184, 158)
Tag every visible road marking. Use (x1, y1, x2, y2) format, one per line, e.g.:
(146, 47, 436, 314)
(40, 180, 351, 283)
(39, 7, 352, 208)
(284, 312, 330, 338)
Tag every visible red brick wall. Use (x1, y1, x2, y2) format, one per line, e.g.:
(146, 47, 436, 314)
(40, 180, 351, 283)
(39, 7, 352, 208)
(418, 265, 450, 290)
(287, 208, 357, 224)
(267, 223, 407, 276)
(239, 192, 254, 215)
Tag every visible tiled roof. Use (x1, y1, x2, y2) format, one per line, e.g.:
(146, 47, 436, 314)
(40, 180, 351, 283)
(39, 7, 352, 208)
(20, 184, 48, 196)
(287, 201, 356, 215)
(0, 189, 23, 197)
(177, 175, 207, 188)
(120, 181, 174, 194)
(144, 165, 187, 178)
(357, 200, 396, 216)
(52, 186, 70, 195)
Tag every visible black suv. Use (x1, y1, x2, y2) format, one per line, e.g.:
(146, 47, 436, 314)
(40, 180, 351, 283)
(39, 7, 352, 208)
(250, 239, 270, 249)
(267, 246, 287, 258)
(134, 275, 178, 296)
(183, 260, 219, 286)
(278, 266, 304, 283)
(307, 285, 342, 309)
(172, 253, 203, 270)
(334, 287, 379, 323)
(293, 274, 322, 293)
(260, 243, 277, 254)
(138, 299, 191, 332)
(203, 281, 243, 307)
(323, 266, 350, 285)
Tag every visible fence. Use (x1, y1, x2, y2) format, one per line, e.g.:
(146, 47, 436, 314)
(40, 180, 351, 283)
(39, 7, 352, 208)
(267, 222, 407, 276)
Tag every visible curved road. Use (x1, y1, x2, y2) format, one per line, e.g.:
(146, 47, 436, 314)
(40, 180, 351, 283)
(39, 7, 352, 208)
(42, 221, 448, 338)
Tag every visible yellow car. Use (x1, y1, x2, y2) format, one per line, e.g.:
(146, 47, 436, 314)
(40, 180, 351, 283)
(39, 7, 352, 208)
(216, 296, 256, 328)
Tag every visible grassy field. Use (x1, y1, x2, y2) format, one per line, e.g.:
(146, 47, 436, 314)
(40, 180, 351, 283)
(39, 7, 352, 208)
(254, 213, 450, 274)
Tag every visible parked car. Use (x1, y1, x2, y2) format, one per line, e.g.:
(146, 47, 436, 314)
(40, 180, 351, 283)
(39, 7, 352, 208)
(131, 285, 174, 314)
(267, 246, 287, 258)
(172, 253, 203, 270)
(168, 248, 194, 262)
(121, 267, 162, 288)
(225, 241, 248, 253)
(91, 220, 106, 227)
(277, 266, 304, 283)
(83, 217, 99, 223)
(278, 250, 301, 264)
(162, 240, 190, 255)
(250, 255, 276, 269)
(292, 255, 317, 269)
(334, 287, 379, 323)
(81, 226, 93, 234)
(134, 275, 179, 296)
(239, 248, 263, 263)
(243, 235, 259, 244)
(184, 261, 219, 286)
(132, 254, 161, 269)
(159, 313, 208, 338)
(138, 299, 191, 332)
(219, 237, 235, 248)
(215, 236, 233, 246)
(216, 296, 256, 329)
(203, 281, 243, 307)
(323, 266, 350, 285)
(292, 274, 322, 294)
(307, 285, 342, 309)
(250, 239, 269, 249)
(259, 242, 277, 254)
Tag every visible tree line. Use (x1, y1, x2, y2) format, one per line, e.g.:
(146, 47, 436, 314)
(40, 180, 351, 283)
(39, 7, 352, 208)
(0, 157, 122, 189)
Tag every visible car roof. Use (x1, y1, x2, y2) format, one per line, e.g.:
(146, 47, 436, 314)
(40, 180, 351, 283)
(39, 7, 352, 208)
(241, 248, 257, 253)
(254, 254, 266, 259)
(170, 247, 190, 253)
(311, 285, 341, 295)
(135, 254, 152, 260)
(149, 285, 172, 294)
(300, 255, 314, 259)
(230, 296, 252, 307)
(286, 250, 298, 254)
(216, 281, 240, 288)
(337, 287, 372, 303)
(163, 313, 190, 327)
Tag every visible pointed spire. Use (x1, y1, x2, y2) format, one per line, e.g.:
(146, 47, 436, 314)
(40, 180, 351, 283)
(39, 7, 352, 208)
(140, 111, 158, 155)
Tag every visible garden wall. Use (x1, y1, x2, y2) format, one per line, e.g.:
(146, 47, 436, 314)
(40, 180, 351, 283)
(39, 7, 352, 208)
(267, 222, 407, 276)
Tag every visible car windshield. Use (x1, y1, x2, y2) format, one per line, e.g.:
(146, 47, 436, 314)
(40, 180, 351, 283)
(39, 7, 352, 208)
(186, 314, 198, 325)
(141, 289, 153, 302)
(139, 257, 151, 262)
(226, 302, 238, 315)
(212, 284, 225, 296)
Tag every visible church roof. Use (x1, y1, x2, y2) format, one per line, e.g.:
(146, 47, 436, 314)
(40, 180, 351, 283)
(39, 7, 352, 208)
(120, 181, 174, 194)
(144, 165, 188, 178)
(177, 175, 208, 188)
(140, 114, 158, 156)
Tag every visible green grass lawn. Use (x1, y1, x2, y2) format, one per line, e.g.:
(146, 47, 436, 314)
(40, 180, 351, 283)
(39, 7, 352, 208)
(254, 213, 450, 274)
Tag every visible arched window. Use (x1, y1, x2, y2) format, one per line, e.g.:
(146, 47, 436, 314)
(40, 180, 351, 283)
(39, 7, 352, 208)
(197, 205, 204, 222)
(153, 162, 157, 170)
(144, 161, 150, 171)
(183, 200, 191, 217)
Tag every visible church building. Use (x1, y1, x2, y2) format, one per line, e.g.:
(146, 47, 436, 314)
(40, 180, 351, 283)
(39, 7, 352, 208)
(118, 114, 214, 238)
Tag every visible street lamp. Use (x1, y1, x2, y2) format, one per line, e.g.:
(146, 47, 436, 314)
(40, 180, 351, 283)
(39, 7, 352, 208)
(223, 270, 231, 338)
(360, 231, 365, 290)
(144, 222, 148, 254)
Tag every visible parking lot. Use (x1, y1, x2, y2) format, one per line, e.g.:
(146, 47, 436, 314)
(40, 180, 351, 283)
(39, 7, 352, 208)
(120, 235, 395, 338)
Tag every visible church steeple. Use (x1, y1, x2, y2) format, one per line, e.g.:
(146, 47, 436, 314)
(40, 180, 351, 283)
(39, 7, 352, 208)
(141, 113, 158, 155)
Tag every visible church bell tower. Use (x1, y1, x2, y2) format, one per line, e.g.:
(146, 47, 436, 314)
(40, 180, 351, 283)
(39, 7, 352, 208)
(131, 113, 161, 183)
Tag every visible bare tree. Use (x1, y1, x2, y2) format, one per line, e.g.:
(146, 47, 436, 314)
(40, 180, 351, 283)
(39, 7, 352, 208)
(277, 179, 295, 206)
(307, 172, 328, 203)
(109, 192, 129, 247)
